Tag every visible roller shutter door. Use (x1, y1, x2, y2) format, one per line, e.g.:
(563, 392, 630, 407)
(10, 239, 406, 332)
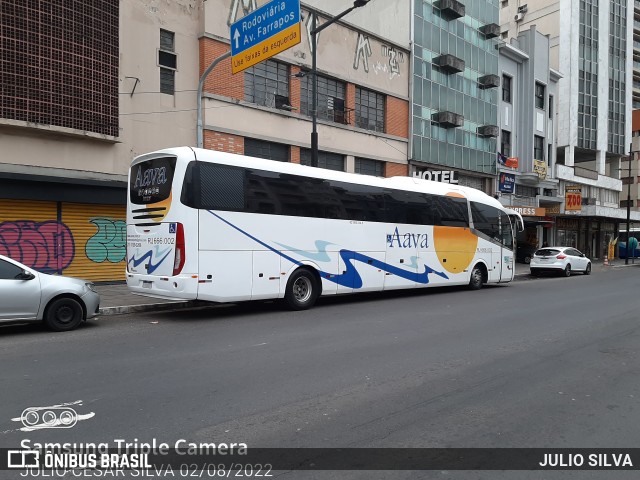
(61, 203, 126, 282)
(0, 199, 63, 273)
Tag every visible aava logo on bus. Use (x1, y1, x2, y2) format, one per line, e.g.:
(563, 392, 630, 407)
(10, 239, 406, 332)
(133, 165, 169, 188)
(386, 227, 429, 248)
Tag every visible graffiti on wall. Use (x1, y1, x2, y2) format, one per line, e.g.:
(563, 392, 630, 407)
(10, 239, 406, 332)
(353, 33, 372, 73)
(353, 34, 404, 79)
(86, 219, 126, 263)
(378, 44, 404, 77)
(0, 221, 75, 273)
(0, 218, 126, 272)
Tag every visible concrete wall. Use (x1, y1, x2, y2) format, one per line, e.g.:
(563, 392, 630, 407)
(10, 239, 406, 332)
(204, 0, 410, 97)
(0, 0, 202, 180)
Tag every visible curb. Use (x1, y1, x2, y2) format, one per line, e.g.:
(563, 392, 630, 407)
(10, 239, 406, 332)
(99, 300, 199, 316)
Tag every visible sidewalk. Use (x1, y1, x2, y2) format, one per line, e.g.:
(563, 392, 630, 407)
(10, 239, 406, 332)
(96, 284, 197, 316)
(96, 260, 640, 316)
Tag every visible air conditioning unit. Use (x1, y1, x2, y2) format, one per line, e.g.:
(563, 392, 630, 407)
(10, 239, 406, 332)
(477, 125, 499, 137)
(514, 12, 525, 21)
(435, 0, 465, 19)
(479, 23, 500, 39)
(275, 95, 295, 111)
(432, 54, 465, 74)
(478, 74, 500, 89)
(432, 111, 464, 128)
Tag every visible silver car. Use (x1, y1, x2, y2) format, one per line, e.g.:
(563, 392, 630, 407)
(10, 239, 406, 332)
(530, 246, 592, 277)
(0, 254, 100, 331)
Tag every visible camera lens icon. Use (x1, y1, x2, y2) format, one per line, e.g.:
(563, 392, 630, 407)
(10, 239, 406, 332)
(20, 407, 78, 429)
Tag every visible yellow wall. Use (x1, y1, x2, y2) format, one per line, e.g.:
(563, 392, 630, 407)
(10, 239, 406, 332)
(0, 199, 126, 282)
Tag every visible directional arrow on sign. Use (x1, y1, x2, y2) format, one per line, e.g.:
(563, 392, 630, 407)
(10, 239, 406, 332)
(233, 29, 240, 50)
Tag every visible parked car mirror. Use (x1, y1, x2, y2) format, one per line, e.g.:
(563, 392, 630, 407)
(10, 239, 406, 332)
(15, 270, 36, 281)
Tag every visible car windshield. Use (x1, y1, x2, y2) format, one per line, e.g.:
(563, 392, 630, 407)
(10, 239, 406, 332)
(535, 248, 561, 256)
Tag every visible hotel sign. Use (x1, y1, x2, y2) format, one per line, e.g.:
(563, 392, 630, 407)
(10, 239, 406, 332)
(412, 169, 459, 184)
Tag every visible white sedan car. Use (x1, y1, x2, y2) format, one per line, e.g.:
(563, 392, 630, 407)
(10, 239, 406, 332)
(530, 247, 592, 277)
(0, 254, 100, 331)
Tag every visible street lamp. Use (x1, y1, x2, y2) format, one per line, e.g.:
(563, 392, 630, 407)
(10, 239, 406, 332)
(310, 0, 371, 167)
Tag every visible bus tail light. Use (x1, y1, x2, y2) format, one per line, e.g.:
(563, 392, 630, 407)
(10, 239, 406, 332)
(556, 254, 566, 260)
(173, 222, 185, 275)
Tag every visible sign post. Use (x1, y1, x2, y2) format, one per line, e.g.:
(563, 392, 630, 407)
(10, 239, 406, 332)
(230, 0, 301, 74)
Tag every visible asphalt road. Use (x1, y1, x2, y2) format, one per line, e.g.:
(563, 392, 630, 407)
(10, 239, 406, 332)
(2, 269, 640, 479)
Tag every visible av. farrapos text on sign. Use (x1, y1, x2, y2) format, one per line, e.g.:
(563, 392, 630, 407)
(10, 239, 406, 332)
(230, 0, 301, 74)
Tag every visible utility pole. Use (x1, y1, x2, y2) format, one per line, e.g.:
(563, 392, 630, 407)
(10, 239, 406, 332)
(197, 51, 231, 149)
(309, 0, 371, 167)
(626, 142, 632, 265)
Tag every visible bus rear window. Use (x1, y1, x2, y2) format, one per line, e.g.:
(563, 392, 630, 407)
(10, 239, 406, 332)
(130, 156, 176, 205)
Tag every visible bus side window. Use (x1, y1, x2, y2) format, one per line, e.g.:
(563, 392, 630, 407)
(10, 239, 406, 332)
(199, 163, 245, 210)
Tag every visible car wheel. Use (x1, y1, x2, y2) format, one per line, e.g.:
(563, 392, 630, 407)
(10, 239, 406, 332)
(563, 264, 572, 277)
(44, 297, 84, 332)
(584, 263, 591, 275)
(524, 255, 531, 264)
(468, 264, 484, 290)
(284, 268, 319, 310)
(530, 270, 540, 277)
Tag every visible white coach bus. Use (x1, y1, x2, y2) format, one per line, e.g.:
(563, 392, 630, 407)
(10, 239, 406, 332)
(126, 147, 521, 310)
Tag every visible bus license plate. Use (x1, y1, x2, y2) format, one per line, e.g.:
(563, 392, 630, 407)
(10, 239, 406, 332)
(142, 281, 152, 288)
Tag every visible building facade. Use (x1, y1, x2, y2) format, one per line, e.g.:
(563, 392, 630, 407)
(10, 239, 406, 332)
(200, 0, 410, 175)
(411, 0, 501, 193)
(0, 0, 411, 281)
(500, 0, 640, 259)
(496, 26, 561, 248)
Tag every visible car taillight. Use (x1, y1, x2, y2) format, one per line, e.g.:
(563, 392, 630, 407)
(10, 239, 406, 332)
(173, 222, 185, 275)
(556, 254, 566, 260)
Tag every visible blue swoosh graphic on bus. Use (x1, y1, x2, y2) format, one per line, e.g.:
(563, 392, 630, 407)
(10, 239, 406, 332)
(207, 211, 449, 288)
(274, 240, 335, 263)
(128, 246, 172, 274)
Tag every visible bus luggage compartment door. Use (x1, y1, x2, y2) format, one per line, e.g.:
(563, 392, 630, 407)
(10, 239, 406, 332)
(251, 251, 281, 300)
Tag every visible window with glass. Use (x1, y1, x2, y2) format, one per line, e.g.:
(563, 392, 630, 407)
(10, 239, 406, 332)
(159, 30, 176, 95)
(515, 185, 537, 197)
(355, 158, 384, 177)
(0, 259, 23, 280)
(300, 149, 345, 171)
(502, 75, 512, 103)
(549, 94, 554, 118)
(501, 130, 511, 157)
(245, 138, 289, 162)
(301, 73, 347, 124)
(244, 60, 289, 108)
(534, 135, 544, 160)
(355, 87, 385, 132)
(535, 82, 545, 109)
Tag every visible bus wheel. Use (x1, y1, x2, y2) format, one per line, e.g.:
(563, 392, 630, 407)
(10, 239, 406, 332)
(468, 265, 484, 290)
(284, 269, 319, 310)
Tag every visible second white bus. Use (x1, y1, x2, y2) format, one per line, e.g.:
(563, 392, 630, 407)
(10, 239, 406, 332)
(126, 147, 521, 309)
